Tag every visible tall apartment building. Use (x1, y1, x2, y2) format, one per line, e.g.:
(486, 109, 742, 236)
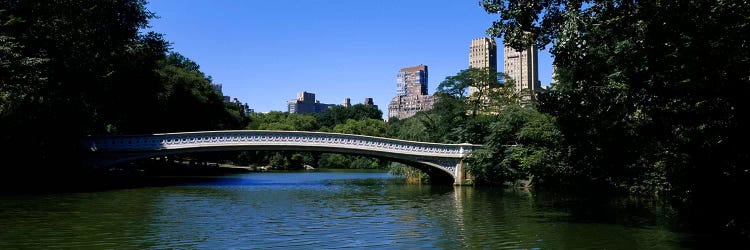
(287, 91, 334, 114)
(388, 65, 436, 120)
(468, 37, 498, 96)
(503, 44, 540, 99)
(396, 64, 428, 96)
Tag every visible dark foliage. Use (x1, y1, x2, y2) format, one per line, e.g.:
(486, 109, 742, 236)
(482, 0, 750, 240)
(0, 0, 248, 187)
(316, 104, 383, 128)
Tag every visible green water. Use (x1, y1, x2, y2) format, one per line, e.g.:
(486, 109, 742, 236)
(0, 171, 694, 249)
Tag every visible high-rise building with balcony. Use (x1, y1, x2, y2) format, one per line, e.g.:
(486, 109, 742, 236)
(388, 65, 436, 120)
(468, 38, 498, 97)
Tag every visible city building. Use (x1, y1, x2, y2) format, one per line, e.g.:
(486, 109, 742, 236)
(364, 97, 379, 110)
(468, 37, 498, 96)
(396, 64, 428, 96)
(503, 43, 540, 100)
(388, 65, 436, 120)
(230, 97, 253, 116)
(287, 91, 335, 114)
(342, 98, 351, 108)
(211, 83, 232, 102)
(214, 83, 253, 116)
(211, 83, 223, 95)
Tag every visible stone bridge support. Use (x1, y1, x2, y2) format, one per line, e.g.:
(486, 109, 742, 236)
(453, 160, 468, 186)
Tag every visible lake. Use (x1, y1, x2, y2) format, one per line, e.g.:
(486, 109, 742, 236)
(0, 170, 694, 249)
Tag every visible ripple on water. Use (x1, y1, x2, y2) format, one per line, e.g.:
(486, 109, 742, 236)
(0, 172, 694, 249)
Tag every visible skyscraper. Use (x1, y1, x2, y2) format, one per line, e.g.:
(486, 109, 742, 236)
(388, 65, 436, 120)
(468, 37, 498, 96)
(503, 44, 540, 99)
(396, 64, 428, 97)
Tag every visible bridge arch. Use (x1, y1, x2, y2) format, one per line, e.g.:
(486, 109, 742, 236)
(83, 130, 481, 185)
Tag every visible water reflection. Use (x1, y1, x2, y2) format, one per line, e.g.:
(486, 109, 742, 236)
(0, 171, 691, 249)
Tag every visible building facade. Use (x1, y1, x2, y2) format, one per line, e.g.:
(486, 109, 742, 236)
(388, 95, 436, 119)
(363, 97, 379, 110)
(287, 91, 334, 114)
(396, 64, 428, 97)
(468, 37, 498, 97)
(388, 65, 436, 120)
(503, 44, 540, 99)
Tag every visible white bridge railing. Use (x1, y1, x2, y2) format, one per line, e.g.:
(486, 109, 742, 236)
(84, 130, 480, 159)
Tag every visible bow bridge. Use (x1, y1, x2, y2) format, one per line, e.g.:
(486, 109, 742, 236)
(83, 130, 481, 185)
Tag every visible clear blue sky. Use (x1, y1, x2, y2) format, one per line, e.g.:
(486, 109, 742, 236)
(145, 0, 553, 115)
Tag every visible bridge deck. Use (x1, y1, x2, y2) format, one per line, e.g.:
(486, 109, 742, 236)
(83, 130, 482, 184)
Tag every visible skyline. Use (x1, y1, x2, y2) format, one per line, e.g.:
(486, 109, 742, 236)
(145, 0, 554, 115)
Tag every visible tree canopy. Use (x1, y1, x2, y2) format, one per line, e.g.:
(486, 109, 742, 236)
(0, 0, 249, 184)
(482, 0, 750, 238)
(316, 104, 383, 128)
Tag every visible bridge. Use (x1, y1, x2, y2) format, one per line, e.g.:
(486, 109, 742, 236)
(82, 130, 481, 185)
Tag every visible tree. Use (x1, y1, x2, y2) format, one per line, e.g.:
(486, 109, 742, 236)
(466, 106, 567, 186)
(268, 153, 290, 169)
(0, 1, 251, 188)
(482, 0, 750, 238)
(386, 114, 435, 143)
(158, 53, 250, 132)
(251, 112, 319, 131)
(317, 104, 383, 128)
(437, 68, 517, 116)
(332, 118, 386, 137)
(317, 153, 350, 169)
(0, 0, 162, 184)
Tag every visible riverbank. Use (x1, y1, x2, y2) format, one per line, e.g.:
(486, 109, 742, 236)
(0, 160, 252, 194)
(0, 159, 394, 195)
